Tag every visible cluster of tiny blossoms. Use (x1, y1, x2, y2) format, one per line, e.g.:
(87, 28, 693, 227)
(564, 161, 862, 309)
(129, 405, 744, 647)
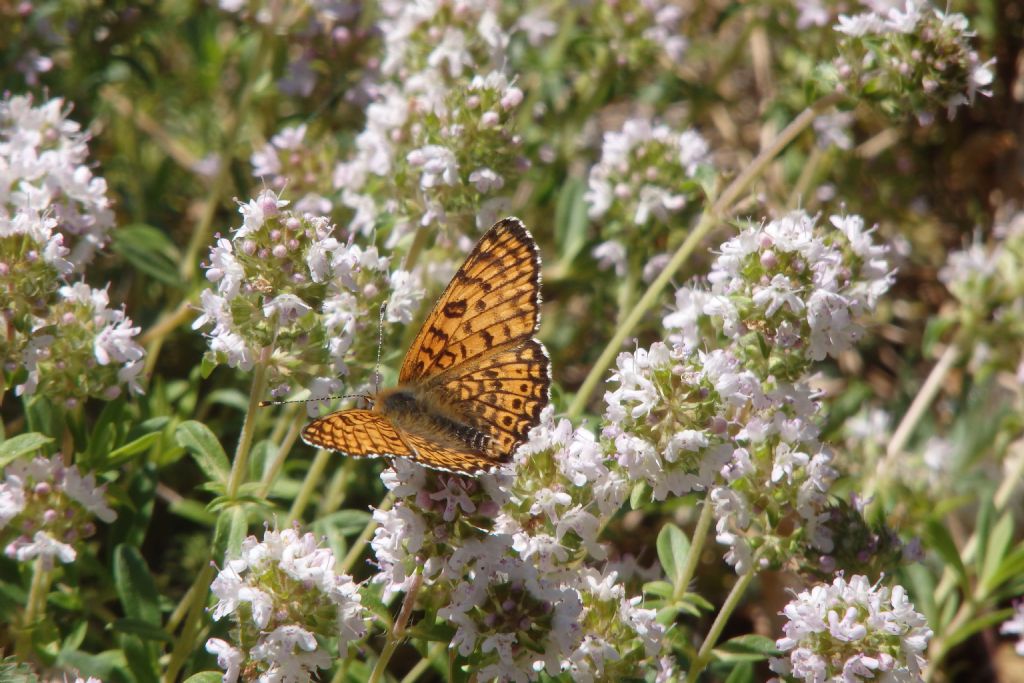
(0, 454, 116, 570)
(251, 124, 338, 217)
(333, 0, 528, 243)
(207, 526, 367, 683)
(194, 189, 422, 398)
(605, 211, 896, 573)
(369, 410, 672, 681)
(938, 210, 1024, 382)
(769, 574, 932, 681)
(217, 0, 369, 101)
(1, 94, 144, 404)
(586, 118, 712, 282)
(573, 0, 688, 69)
(828, 0, 994, 121)
(0, 94, 115, 269)
(17, 282, 145, 403)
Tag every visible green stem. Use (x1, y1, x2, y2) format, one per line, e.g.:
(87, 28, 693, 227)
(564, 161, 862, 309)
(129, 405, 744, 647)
(369, 570, 424, 683)
(399, 642, 446, 683)
(566, 92, 844, 420)
(257, 409, 304, 499)
(340, 492, 395, 575)
(684, 567, 756, 682)
(162, 563, 216, 683)
(287, 447, 332, 524)
(15, 558, 52, 659)
(226, 358, 270, 498)
(675, 501, 716, 601)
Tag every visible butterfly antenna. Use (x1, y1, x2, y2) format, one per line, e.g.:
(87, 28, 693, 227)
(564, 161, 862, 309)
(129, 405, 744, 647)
(375, 301, 388, 395)
(258, 393, 373, 408)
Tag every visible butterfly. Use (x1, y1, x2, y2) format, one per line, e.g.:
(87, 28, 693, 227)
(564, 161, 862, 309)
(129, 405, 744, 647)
(301, 217, 551, 474)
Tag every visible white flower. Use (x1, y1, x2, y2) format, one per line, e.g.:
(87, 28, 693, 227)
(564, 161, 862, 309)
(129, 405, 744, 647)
(468, 167, 504, 192)
(407, 145, 460, 189)
(5, 530, 77, 567)
(592, 240, 627, 277)
(62, 468, 116, 523)
(206, 638, 243, 683)
(386, 269, 425, 324)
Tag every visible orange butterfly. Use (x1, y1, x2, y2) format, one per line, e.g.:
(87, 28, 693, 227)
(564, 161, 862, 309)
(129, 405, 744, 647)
(301, 218, 550, 474)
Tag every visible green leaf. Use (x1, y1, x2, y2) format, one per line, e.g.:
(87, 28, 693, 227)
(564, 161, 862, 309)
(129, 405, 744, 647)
(973, 500, 995, 575)
(175, 421, 230, 486)
(724, 662, 754, 683)
(982, 545, 1024, 595)
(554, 177, 589, 266)
(111, 224, 182, 287)
(106, 432, 162, 467)
(713, 634, 780, 662)
(656, 523, 690, 589)
(114, 545, 161, 626)
(0, 433, 53, 467)
(980, 512, 1014, 594)
(680, 592, 715, 613)
(629, 481, 648, 509)
(111, 618, 172, 642)
(184, 673, 226, 683)
(943, 608, 1015, 653)
(924, 519, 967, 593)
(643, 580, 674, 599)
(212, 505, 248, 561)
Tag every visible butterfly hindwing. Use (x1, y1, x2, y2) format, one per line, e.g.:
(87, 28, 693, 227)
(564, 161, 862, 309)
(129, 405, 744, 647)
(301, 410, 411, 459)
(398, 217, 541, 384)
(438, 338, 551, 458)
(400, 431, 501, 474)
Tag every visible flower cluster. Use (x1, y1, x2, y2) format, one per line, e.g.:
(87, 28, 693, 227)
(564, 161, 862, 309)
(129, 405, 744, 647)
(828, 0, 994, 121)
(333, 1, 527, 242)
(0, 454, 116, 569)
(586, 118, 712, 280)
(16, 282, 145, 403)
(769, 574, 932, 681)
(938, 210, 1024, 381)
(0, 94, 144, 404)
(251, 123, 338, 217)
(671, 211, 895, 368)
(194, 189, 418, 398)
(217, 0, 370, 101)
(0, 94, 115, 270)
(369, 408, 669, 681)
(603, 211, 897, 572)
(207, 526, 367, 683)
(576, 0, 689, 69)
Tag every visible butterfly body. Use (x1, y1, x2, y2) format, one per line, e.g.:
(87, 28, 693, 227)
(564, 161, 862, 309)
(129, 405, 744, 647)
(301, 218, 550, 475)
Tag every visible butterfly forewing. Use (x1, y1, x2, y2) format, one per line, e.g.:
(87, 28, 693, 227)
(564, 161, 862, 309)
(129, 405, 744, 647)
(398, 217, 542, 384)
(302, 410, 412, 459)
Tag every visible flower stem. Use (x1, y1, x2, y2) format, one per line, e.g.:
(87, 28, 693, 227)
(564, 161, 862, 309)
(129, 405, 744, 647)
(884, 342, 960, 467)
(400, 642, 446, 683)
(15, 558, 52, 659)
(287, 447, 332, 524)
(226, 357, 269, 499)
(675, 501, 715, 601)
(566, 93, 843, 419)
(162, 563, 216, 683)
(258, 409, 304, 500)
(684, 566, 756, 682)
(369, 569, 424, 683)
